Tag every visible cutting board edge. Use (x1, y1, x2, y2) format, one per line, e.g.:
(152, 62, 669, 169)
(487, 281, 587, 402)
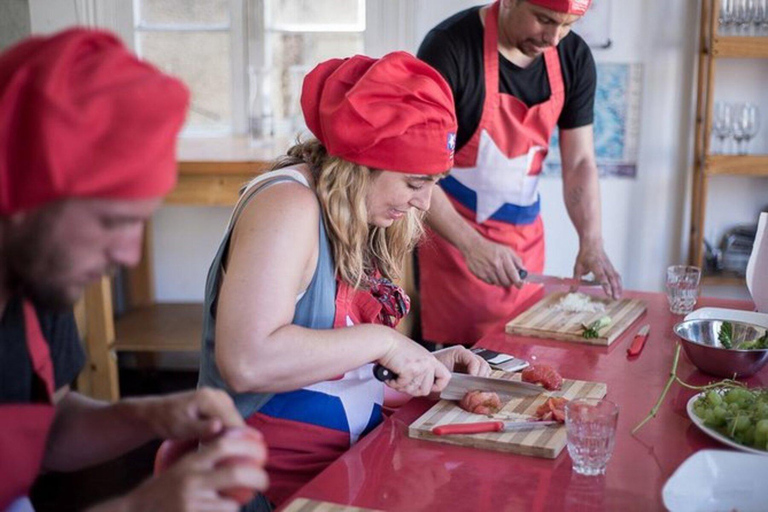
(407, 426, 561, 459)
(505, 301, 648, 347)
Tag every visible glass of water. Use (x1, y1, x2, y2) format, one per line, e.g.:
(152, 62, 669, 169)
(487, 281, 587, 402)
(666, 265, 702, 315)
(565, 398, 619, 476)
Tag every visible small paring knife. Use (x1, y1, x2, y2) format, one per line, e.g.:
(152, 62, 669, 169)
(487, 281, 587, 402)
(518, 269, 600, 287)
(627, 324, 651, 357)
(432, 420, 560, 436)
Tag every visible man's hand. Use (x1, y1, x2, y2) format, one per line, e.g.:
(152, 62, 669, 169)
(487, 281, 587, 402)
(131, 388, 245, 442)
(573, 241, 622, 299)
(462, 235, 525, 288)
(89, 428, 269, 512)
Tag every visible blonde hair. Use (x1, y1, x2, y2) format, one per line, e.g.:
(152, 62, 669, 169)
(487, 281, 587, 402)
(272, 138, 425, 288)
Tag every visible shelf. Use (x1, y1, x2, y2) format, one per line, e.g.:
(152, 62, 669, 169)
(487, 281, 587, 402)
(114, 303, 203, 352)
(712, 36, 768, 58)
(701, 272, 747, 286)
(705, 155, 768, 176)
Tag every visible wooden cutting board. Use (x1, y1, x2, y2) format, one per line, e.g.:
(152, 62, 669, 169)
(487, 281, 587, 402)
(408, 371, 607, 459)
(505, 292, 646, 346)
(282, 498, 381, 512)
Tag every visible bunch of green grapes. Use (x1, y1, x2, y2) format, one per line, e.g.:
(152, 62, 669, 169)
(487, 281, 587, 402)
(692, 387, 768, 451)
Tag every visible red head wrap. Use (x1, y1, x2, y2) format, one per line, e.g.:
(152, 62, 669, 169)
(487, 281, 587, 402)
(0, 28, 189, 215)
(301, 51, 457, 175)
(526, 0, 592, 15)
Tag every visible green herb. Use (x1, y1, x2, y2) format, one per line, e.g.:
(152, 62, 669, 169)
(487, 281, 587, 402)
(580, 316, 612, 339)
(719, 322, 734, 349)
(740, 332, 768, 350)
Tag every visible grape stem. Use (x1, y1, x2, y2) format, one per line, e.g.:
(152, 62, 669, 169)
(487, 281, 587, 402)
(631, 343, 745, 435)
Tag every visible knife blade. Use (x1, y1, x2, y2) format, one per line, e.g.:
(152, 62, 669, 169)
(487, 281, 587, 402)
(432, 420, 560, 436)
(519, 269, 600, 287)
(372, 364, 545, 399)
(627, 324, 651, 357)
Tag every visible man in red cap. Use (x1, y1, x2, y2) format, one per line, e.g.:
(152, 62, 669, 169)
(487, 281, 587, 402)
(0, 28, 267, 511)
(416, 0, 623, 346)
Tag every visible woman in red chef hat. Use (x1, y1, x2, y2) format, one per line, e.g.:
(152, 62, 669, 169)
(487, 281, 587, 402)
(198, 52, 492, 509)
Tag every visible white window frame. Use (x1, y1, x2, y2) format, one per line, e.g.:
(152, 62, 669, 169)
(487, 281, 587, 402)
(82, 0, 414, 137)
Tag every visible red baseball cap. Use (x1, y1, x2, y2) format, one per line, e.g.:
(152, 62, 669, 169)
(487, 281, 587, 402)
(301, 51, 457, 175)
(527, 0, 592, 15)
(0, 28, 189, 215)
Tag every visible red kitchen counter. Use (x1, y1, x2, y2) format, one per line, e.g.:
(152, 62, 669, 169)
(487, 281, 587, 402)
(281, 290, 760, 511)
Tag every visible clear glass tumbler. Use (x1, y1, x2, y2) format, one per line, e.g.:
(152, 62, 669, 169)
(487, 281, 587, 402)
(666, 265, 702, 315)
(565, 398, 619, 476)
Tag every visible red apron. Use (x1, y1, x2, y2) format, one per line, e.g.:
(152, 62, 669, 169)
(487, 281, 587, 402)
(0, 301, 57, 510)
(246, 277, 408, 506)
(419, 0, 565, 345)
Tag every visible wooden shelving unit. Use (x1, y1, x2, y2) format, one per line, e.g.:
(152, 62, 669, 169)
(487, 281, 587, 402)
(688, 0, 768, 287)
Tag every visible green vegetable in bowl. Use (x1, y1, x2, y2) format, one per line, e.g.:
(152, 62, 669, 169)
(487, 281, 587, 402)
(739, 332, 768, 350)
(718, 321, 734, 349)
(718, 322, 768, 350)
(581, 316, 611, 339)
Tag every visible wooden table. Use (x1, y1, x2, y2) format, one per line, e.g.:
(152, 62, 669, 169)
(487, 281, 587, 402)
(76, 136, 284, 400)
(279, 290, 761, 511)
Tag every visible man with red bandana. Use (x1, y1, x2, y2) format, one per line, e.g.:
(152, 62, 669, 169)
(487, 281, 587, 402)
(417, 0, 623, 346)
(0, 29, 267, 511)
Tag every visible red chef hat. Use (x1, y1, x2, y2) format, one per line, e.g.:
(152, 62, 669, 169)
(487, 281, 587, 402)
(301, 51, 457, 175)
(0, 27, 189, 215)
(527, 0, 592, 15)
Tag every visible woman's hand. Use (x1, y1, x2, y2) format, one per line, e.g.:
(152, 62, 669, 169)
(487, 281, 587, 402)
(433, 346, 492, 377)
(378, 333, 451, 397)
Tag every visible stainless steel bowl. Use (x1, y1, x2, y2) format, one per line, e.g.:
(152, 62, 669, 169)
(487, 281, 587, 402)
(674, 319, 768, 378)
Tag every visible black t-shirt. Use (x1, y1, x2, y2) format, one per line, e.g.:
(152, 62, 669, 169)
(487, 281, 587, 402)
(0, 297, 85, 403)
(418, 6, 596, 152)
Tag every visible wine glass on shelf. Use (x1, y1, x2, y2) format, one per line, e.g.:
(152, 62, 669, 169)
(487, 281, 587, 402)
(757, 0, 768, 34)
(740, 103, 760, 154)
(735, 0, 756, 34)
(712, 102, 733, 154)
(731, 103, 747, 155)
(720, 0, 735, 34)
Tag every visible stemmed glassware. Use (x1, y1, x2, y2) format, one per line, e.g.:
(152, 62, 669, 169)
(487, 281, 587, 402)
(712, 102, 733, 154)
(711, 101, 761, 155)
(719, 0, 768, 34)
(737, 103, 761, 154)
(720, 0, 735, 34)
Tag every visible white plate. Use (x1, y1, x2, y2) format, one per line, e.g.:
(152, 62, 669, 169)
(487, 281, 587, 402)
(663, 450, 768, 512)
(663, 450, 768, 511)
(685, 307, 768, 329)
(686, 393, 768, 456)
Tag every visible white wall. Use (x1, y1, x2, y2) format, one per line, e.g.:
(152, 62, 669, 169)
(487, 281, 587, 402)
(26, 0, 767, 302)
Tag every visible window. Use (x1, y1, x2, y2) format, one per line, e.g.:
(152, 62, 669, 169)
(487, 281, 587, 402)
(130, 0, 244, 136)
(123, 0, 411, 137)
(251, 0, 366, 137)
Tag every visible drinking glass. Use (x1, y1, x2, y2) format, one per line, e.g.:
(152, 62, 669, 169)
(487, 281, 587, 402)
(735, 0, 756, 34)
(740, 103, 760, 154)
(565, 399, 619, 476)
(712, 102, 732, 154)
(720, 0, 735, 34)
(731, 103, 747, 155)
(753, 0, 767, 33)
(666, 265, 702, 315)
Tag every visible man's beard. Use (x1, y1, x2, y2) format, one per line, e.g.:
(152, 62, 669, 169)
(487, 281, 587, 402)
(5, 214, 77, 311)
